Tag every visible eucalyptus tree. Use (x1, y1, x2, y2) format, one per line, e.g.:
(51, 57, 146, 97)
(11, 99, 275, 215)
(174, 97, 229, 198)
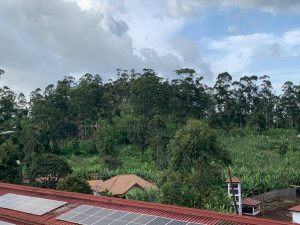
(213, 72, 234, 130)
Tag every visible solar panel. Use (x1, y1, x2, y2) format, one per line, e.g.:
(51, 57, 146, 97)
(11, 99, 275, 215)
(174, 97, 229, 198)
(57, 205, 205, 225)
(0, 193, 67, 215)
(0, 221, 15, 225)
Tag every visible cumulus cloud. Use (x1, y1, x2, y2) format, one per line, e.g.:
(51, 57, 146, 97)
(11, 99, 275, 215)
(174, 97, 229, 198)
(166, 0, 300, 17)
(0, 0, 212, 95)
(205, 28, 300, 75)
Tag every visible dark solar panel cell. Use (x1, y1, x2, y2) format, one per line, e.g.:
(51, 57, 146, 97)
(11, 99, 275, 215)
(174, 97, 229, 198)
(147, 217, 170, 225)
(93, 209, 115, 217)
(119, 213, 141, 222)
(93, 218, 115, 225)
(109, 221, 129, 225)
(72, 205, 92, 213)
(57, 211, 78, 220)
(80, 216, 103, 225)
(68, 213, 90, 223)
(83, 206, 103, 216)
(132, 215, 156, 224)
(106, 211, 128, 220)
(167, 220, 188, 225)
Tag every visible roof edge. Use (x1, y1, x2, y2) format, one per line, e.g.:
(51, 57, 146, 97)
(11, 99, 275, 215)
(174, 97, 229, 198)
(0, 183, 292, 225)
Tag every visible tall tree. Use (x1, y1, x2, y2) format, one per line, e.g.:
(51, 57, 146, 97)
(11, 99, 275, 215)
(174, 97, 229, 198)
(0, 141, 21, 184)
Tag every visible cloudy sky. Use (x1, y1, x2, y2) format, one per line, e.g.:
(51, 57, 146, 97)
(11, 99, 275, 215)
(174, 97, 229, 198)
(0, 0, 300, 95)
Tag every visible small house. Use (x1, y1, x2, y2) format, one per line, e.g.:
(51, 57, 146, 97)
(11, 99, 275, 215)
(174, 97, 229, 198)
(242, 198, 261, 216)
(226, 177, 242, 215)
(88, 174, 157, 197)
(288, 205, 300, 224)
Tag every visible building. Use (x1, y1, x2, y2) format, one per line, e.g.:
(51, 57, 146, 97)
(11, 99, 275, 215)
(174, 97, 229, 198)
(226, 177, 262, 216)
(241, 198, 261, 216)
(88, 174, 157, 197)
(288, 205, 300, 224)
(226, 177, 242, 215)
(0, 182, 293, 225)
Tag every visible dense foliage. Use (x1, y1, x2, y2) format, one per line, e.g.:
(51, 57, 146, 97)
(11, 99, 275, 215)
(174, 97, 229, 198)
(57, 175, 92, 194)
(27, 154, 72, 189)
(0, 141, 21, 184)
(0, 68, 299, 212)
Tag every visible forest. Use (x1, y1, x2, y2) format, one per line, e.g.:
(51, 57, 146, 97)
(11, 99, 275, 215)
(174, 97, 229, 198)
(0, 68, 300, 212)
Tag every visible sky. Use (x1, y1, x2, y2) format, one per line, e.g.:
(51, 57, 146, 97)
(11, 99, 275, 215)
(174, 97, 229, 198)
(0, 0, 300, 95)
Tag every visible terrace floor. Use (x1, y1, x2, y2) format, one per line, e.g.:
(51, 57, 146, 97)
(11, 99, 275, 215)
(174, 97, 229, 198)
(257, 196, 300, 221)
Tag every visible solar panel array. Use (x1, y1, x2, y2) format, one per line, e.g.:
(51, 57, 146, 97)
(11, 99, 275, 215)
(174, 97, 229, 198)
(0, 221, 15, 225)
(0, 193, 67, 215)
(57, 205, 205, 225)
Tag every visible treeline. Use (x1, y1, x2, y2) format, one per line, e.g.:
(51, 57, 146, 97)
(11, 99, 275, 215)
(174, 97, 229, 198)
(2, 68, 300, 134)
(1, 68, 299, 157)
(0, 68, 299, 210)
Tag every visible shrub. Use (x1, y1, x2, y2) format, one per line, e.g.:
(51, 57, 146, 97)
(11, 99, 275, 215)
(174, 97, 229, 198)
(57, 175, 92, 194)
(28, 154, 72, 189)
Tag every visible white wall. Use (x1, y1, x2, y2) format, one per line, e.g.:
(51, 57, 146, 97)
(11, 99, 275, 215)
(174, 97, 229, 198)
(292, 212, 300, 224)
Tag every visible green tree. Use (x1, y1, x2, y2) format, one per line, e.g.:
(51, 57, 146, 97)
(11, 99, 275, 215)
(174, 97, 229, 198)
(96, 120, 116, 156)
(28, 154, 72, 189)
(0, 141, 21, 184)
(147, 115, 169, 168)
(57, 175, 92, 194)
(159, 120, 230, 208)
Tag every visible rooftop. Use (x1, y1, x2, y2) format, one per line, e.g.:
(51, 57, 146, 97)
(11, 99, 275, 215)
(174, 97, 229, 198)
(0, 182, 293, 225)
(225, 177, 241, 183)
(288, 205, 300, 212)
(88, 174, 157, 196)
(242, 198, 261, 206)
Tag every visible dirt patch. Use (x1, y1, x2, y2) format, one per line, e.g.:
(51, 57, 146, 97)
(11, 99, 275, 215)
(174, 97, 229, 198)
(257, 196, 300, 221)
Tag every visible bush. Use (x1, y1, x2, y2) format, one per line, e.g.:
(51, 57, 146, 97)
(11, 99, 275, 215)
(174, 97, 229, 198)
(126, 189, 160, 203)
(59, 140, 80, 156)
(79, 140, 97, 155)
(57, 175, 92, 194)
(28, 154, 72, 189)
(0, 141, 21, 184)
(102, 155, 123, 169)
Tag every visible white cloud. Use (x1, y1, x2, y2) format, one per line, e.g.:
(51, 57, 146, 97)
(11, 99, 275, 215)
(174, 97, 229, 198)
(165, 0, 300, 18)
(0, 0, 212, 94)
(204, 28, 300, 75)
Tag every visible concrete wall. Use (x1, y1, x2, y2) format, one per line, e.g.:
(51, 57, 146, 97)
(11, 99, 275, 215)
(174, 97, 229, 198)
(252, 188, 296, 202)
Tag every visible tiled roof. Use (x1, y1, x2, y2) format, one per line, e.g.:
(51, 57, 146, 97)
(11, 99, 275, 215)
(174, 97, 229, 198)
(242, 198, 261, 206)
(0, 182, 293, 225)
(89, 174, 157, 196)
(288, 205, 300, 212)
(225, 177, 241, 183)
(87, 180, 104, 192)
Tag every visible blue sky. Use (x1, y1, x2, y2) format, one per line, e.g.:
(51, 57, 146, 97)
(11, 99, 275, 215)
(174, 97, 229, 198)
(0, 0, 299, 95)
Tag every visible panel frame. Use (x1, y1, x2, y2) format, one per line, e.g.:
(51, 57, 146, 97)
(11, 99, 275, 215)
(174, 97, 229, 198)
(0, 193, 67, 216)
(57, 205, 205, 225)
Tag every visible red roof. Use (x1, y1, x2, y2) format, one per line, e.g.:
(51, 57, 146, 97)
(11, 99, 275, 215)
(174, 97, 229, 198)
(226, 177, 241, 183)
(288, 205, 300, 212)
(0, 182, 293, 225)
(242, 198, 261, 206)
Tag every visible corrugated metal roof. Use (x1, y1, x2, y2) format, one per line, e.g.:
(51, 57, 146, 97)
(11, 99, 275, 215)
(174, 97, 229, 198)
(0, 183, 293, 225)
